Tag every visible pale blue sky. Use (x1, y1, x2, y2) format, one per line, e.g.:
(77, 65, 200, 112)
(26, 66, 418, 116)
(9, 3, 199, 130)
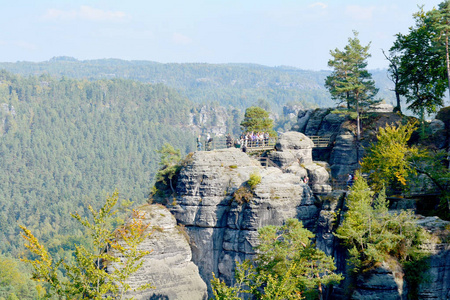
(0, 0, 442, 70)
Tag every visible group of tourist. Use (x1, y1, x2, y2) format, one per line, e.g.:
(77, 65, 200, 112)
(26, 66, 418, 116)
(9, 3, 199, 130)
(197, 132, 272, 152)
(233, 132, 271, 150)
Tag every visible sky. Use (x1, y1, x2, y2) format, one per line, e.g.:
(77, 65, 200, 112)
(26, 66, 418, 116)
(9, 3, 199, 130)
(0, 0, 444, 71)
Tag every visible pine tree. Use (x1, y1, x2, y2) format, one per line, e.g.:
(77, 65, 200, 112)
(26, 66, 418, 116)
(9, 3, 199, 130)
(325, 31, 379, 140)
(211, 219, 342, 299)
(240, 106, 275, 135)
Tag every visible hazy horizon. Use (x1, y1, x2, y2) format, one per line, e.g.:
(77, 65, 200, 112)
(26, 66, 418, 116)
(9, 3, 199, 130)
(1, 0, 442, 71)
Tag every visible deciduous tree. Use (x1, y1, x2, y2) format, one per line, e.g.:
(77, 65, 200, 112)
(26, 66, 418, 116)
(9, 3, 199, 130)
(361, 121, 420, 193)
(391, 9, 447, 126)
(20, 191, 153, 299)
(429, 0, 450, 101)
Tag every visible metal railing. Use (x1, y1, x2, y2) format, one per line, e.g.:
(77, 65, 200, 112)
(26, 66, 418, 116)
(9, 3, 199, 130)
(196, 135, 332, 151)
(198, 137, 277, 152)
(308, 136, 332, 148)
(256, 156, 279, 168)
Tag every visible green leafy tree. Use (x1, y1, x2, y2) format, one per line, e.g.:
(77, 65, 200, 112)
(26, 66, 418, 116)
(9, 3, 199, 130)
(429, 0, 450, 101)
(391, 9, 447, 127)
(20, 191, 153, 299)
(409, 149, 450, 215)
(240, 106, 275, 135)
(211, 219, 342, 299)
(361, 121, 420, 193)
(325, 31, 379, 140)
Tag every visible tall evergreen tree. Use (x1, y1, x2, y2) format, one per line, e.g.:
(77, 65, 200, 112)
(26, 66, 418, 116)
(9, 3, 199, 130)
(325, 31, 379, 140)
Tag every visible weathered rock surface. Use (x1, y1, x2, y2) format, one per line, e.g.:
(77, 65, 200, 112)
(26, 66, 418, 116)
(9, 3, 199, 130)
(352, 261, 406, 300)
(166, 148, 320, 295)
(109, 204, 208, 300)
(274, 131, 314, 164)
(270, 131, 332, 193)
(418, 243, 450, 299)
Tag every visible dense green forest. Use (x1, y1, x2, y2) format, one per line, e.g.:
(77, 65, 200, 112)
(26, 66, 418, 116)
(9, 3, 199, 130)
(0, 70, 196, 256)
(0, 58, 395, 111)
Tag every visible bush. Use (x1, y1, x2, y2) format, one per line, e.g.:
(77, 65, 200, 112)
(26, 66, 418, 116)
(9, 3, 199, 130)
(247, 172, 261, 190)
(233, 186, 253, 204)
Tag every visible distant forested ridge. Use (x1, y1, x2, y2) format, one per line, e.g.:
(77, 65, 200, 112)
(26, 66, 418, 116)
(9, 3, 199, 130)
(0, 70, 196, 254)
(0, 58, 395, 110)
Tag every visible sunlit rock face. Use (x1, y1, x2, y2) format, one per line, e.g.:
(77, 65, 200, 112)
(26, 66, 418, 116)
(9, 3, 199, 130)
(108, 204, 208, 300)
(166, 148, 320, 296)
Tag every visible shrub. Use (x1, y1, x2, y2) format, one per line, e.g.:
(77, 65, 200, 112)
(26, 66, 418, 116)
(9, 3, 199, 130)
(248, 172, 261, 190)
(233, 186, 253, 204)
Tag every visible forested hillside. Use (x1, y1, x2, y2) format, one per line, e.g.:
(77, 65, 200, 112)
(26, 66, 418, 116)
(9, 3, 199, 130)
(0, 70, 196, 255)
(0, 58, 396, 110)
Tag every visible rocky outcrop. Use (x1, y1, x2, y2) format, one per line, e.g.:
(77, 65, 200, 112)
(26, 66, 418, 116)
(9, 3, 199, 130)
(352, 261, 406, 300)
(292, 109, 409, 179)
(165, 148, 319, 295)
(109, 204, 208, 300)
(188, 105, 230, 136)
(418, 243, 450, 299)
(271, 131, 332, 194)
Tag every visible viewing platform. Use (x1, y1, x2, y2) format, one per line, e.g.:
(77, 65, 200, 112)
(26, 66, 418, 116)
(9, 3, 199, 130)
(198, 135, 332, 152)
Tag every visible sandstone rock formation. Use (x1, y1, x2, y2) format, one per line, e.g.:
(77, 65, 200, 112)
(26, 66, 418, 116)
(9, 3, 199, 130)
(109, 204, 208, 300)
(271, 131, 332, 194)
(165, 148, 319, 295)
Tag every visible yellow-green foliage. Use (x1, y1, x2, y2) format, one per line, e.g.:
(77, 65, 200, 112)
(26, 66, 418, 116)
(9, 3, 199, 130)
(361, 121, 420, 192)
(0, 256, 37, 299)
(247, 171, 261, 190)
(20, 191, 154, 300)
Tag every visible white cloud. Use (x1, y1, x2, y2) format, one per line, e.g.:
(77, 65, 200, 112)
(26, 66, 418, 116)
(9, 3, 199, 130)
(345, 5, 376, 21)
(42, 6, 128, 22)
(79, 6, 127, 21)
(172, 33, 192, 45)
(309, 2, 328, 9)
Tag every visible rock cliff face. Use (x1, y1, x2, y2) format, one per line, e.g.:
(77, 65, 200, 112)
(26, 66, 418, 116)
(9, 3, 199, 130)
(291, 108, 404, 180)
(130, 122, 450, 299)
(165, 137, 327, 295)
(109, 204, 208, 300)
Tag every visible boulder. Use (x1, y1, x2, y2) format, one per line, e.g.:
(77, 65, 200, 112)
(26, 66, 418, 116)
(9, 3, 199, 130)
(369, 103, 394, 113)
(275, 131, 314, 164)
